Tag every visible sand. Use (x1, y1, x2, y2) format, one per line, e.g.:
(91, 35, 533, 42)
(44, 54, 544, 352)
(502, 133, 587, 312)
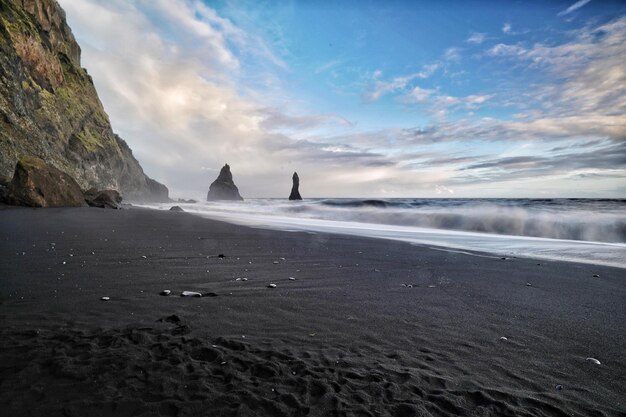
(0, 206, 624, 416)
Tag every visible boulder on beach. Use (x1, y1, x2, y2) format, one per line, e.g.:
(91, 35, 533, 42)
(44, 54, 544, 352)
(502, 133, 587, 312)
(170, 206, 184, 212)
(2, 157, 86, 207)
(84, 188, 122, 209)
(207, 164, 243, 201)
(289, 172, 302, 200)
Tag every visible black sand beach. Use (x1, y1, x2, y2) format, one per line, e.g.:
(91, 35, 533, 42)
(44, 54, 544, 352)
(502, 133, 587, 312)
(1, 207, 625, 416)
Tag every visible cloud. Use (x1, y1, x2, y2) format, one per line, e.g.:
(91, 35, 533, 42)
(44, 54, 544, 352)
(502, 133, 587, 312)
(443, 47, 461, 62)
(460, 140, 626, 183)
(259, 109, 353, 131)
(403, 86, 435, 103)
(558, 0, 593, 17)
(502, 23, 512, 34)
(315, 59, 342, 74)
(466, 32, 486, 44)
(435, 185, 454, 194)
(484, 16, 626, 140)
(364, 64, 439, 102)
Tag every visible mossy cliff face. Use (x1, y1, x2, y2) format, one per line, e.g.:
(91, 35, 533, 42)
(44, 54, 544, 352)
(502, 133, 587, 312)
(0, 0, 169, 201)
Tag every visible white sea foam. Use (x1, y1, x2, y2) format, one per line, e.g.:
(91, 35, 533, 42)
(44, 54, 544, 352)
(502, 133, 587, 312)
(135, 198, 626, 269)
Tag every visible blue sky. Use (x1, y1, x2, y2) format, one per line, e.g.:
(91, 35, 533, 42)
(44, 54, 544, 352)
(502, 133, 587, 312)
(60, 0, 626, 198)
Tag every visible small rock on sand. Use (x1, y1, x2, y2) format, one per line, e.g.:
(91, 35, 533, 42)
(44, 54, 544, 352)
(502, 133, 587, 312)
(100, 296, 110, 301)
(218, 254, 225, 258)
(526, 282, 532, 287)
(160, 290, 171, 296)
(555, 384, 563, 390)
(586, 357, 601, 365)
(288, 277, 296, 281)
(181, 291, 202, 297)
(500, 336, 508, 341)
(169, 206, 184, 212)
(593, 274, 600, 278)
(268, 284, 277, 288)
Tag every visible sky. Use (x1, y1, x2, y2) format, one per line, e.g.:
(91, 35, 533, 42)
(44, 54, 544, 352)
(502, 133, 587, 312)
(58, 0, 626, 198)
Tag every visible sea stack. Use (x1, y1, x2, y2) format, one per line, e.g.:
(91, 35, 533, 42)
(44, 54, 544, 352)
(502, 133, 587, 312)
(207, 164, 243, 201)
(289, 172, 302, 200)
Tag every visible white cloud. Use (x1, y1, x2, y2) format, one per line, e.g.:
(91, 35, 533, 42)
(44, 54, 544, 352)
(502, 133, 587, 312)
(405, 86, 435, 103)
(435, 185, 454, 194)
(364, 64, 439, 102)
(502, 23, 512, 34)
(558, 0, 593, 17)
(443, 47, 461, 62)
(466, 32, 486, 44)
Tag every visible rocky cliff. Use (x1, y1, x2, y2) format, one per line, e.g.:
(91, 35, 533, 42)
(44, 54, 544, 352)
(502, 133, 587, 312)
(0, 0, 169, 201)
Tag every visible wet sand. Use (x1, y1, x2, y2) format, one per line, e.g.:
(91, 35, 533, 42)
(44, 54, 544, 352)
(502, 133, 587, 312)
(0, 206, 624, 416)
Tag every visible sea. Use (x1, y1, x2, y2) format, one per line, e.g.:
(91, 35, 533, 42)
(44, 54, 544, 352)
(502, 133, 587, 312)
(136, 198, 626, 269)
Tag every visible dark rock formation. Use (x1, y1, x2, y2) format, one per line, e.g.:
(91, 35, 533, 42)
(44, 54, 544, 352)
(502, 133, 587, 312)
(207, 164, 243, 201)
(289, 172, 302, 200)
(0, 0, 169, 202)
(3, 156, 86, 207)
(169, 205, 184, 212)
(84, 188, 122, 209)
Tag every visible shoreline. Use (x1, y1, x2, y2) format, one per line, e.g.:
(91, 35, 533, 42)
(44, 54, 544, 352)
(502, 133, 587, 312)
(134, 202, 626, 270)
(1, 206, 625, 416)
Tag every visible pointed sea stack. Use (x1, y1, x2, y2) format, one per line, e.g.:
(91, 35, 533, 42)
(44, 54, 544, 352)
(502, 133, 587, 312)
(289, 172, 302, 200)
(207, 164, 243, 201)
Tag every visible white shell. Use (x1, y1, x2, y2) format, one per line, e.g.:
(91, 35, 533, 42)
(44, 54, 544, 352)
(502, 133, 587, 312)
(500, 336, 508, 341)
(181, 291, 202, 297)
(160, 290, 171, 296)
(289, 277, 296, 280)
(268, 284, 277, 288)
(586, 357, 601, 365)
(101, 296, 110, 301)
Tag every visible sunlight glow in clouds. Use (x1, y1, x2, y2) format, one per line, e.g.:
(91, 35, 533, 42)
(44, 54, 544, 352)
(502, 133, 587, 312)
(59, 0, 626, 198)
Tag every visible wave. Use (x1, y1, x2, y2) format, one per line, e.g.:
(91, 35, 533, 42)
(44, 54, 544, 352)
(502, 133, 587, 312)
(135, 198, 626, 268)
(312, 199, 626, 243)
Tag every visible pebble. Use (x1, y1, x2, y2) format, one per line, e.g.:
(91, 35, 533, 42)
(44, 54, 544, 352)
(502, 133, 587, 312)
(500, 336, 508, 341)
(526, 282, 532, 287)
(268, 284, 277, 288)
(218, 254, 225, 258)
(160, 290, 171, 296)
(141, 255, 147, 259)
(101, 296, 110, 301)
(586, 357, 601, 365)
(555, 384, 563, 390)
(288, 277, 296, 281)
(181, 291, 202, 297)
(592, 274, 600, 278)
